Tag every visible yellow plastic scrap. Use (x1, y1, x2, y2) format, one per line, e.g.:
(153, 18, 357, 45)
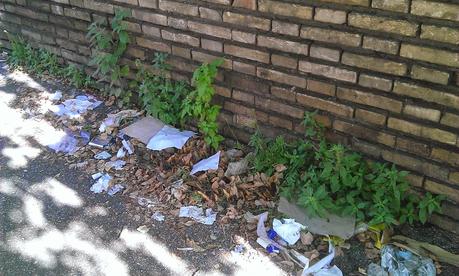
(368, 223, 386, 249)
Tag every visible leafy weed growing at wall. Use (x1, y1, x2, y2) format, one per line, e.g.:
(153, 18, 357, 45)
(250, 112, 445, 227)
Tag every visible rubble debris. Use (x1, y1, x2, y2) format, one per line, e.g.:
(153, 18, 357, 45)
(190, 151, 220, 175)
(179, 206, 217, 225)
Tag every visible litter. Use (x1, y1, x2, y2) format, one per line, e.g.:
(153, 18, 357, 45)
(136, 225, 150, 234)
(122, 139, 134, 154)
(105, 160, 126, 170)
(108, 184, 125, 196)
(48, 90, 62, 101)
(190, 151, 221, 175)
(90, 173, 111, 193)
(232, 244, 246, 254)
(88, 135, 112, 149)
(179, 206, 217, 225)
(121, 116, 165, 144)
(99, 109, 143, 133)
(257, 237, 280, 254)
(116, 147, 126, 158)
(147, 125, 194, 151)
(272, 218, 306, 246)
(257, 212, 285, 250)
(278, 197, 356, 240)
(92, 172, 103, 180)
(47, 132, 78, 154)
(302, 241, 342, 276)
(50, 94, 101, 119)
(381, 245, 435, 276)
(94, 151, 112, 160)
(152, 211, 165, 222)
(136, 197, 155, 207)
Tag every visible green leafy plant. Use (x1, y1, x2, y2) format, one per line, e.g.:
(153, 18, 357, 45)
(63, 64, 93, 88)
(251, 112, 445, 227)
(138, 54, 188, 125)
(181, 59, 224, 150)
(87, 8, 131, 105)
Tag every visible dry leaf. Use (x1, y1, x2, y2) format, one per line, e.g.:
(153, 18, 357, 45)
(300, 232, 314, 245)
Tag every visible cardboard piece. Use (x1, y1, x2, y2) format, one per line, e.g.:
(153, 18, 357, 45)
(278, 197, 356, 240)
(121, 116, 164, 144)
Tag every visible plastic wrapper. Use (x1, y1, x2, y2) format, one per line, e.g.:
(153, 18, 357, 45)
(381, 245, 436, 276)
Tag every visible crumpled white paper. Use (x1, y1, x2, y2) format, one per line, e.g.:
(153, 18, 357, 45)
(90, 173, 111, 193)
(190, 151, 221, 175)
(152, 211, 165, 222)
(147, 125, 194, 151)
(122, 139, 134, 154)
(106, 160, 126, 170)
(256, 212, 285, 250)
(50, 95, 101, 119)
(302, 241, 342, 276)
(179, 206, 217, 225)
(94, 151, 112, 160)
(273, 218, 306, 245)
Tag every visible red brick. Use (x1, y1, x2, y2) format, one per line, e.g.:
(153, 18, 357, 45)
(337, 87, 402, 113)
(133, 9, 167, 25)
(355, 109, 386, 126)
(201, 39, 223, 52)
(188, 21, 231, 39)
(223, 11, 270, 30)
(224, 44, 269, 63)
(233, 0, 256, 10)
(272, 20, 299, 36)
(297, 94, 354, 118)
(271, 86, 296, 102)
(307, 80, 335, 96)
(233, 61, 256, 75)
(233, 89, 254, 104)
(232, 30, 256, 44)
(161, 30, 199, 47)
(258, 35, 308, 56)
(255, 97, 304, 119)
(334, 120, 395, 146)
(271, 54, 297, 69)
(257, 67, 306, 88)
(159, 0, 199, 16)
(299, 61, 357, 83)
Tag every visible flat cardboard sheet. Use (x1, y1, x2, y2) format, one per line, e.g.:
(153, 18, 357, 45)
(121, 116, 165, 144)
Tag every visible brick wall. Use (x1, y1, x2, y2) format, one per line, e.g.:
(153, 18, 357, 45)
(1, 0, 459, 232)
